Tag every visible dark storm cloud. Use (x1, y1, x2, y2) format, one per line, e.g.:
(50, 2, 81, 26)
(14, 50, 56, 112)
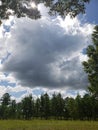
(2, 17, 92, 89)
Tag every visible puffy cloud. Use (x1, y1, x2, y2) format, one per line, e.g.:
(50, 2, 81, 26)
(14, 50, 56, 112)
(1, 14, 94, 90)
(0, 16, 14, 63)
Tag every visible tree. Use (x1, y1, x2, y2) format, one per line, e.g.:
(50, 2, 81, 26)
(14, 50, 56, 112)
(51, 93, 58, 119)
(0, 0, 90, 24)
(43, 93, 50, 119)
(0, 93, 11, 119)
(51, 93, 64, 119)
(56, 93, 64, 119)
(0, 0, 41, 24)
(35, 97, 41, 118)
(9, 100, 17, 119)
(75, 94, 84, 120)
(66, 97, 78, 120)
(40, 93, 50, 119)
(1, 93, 11, 106)
(21, 95, 33, 120)
(16, 102, 22, 119)
(82, 94, 93, 120)
(0, 92, 98, 120)
(40, 94, 45, 119)
(83, 25, 98, 98)
(63, 97, 70, 120)
(49, 0, 90, 18)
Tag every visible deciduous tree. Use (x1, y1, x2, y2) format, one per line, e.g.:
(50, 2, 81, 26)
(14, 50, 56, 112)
(0, 0, 90, 24)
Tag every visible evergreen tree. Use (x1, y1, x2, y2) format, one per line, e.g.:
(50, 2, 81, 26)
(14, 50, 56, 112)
(0, 93, 11, 119)
(82, 94, 93, 120)
(51, 93, 64, 119)
(35, 98, 41, 118)
(0, 92, 98, 120)
(1, 93, 11, 106)
(56, 93, 64, 119)
(9, 100, 17, 119)
(40, 93, 50, 119)
(16, 102, 22, 119)
(83, 25, 98, 98)
(51, 93, 58, 119)
(75, 94, 84, 120)
(21, 95, 33, 120)
(67, 97, 78, 120)
(40, 94, 45, 119)
(43, 93, 50, 119)
(63, 97, 70, 120)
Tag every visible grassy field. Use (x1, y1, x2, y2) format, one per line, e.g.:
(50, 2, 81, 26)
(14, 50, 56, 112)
(0, 120, 97, 130)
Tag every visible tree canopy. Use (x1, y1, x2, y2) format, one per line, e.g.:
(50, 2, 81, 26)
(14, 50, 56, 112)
(83, 25, 98, 98)
(0, 92, 98, 120)
(0, 0, 90, 24)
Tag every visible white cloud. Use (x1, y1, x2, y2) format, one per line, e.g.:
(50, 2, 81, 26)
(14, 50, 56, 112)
(1, 15, 94, 90)
(0, 4, 95, 100)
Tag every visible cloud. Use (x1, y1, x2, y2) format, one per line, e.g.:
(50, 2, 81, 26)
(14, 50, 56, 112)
(1, 15, 94, 90)
(0, 16, 14, 63)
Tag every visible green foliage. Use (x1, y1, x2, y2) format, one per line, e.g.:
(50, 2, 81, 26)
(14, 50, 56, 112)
(0, 92, 98, 120)
(0, 0, 41, 24)
(83, 25, 98, 97)
(0, 93, 11, 119)
(34, 98, 41, 118)
(0, 0, 90, 24)
(1, 93, 10, 106)
(21, 95, 34, 119)
(9, 100, 17, 119)
(40, 93, 50, 119)
(55, 93, 64, 119)
(49, 0, 90, 18)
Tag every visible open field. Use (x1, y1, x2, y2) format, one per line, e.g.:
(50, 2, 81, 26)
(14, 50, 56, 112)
(0, 120, 98, 130)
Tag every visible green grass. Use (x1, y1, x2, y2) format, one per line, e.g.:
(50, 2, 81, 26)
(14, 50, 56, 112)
(0, 120, 97, 130)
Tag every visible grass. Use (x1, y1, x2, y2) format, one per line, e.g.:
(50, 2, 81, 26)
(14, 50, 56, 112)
(0, 120, 97, 130)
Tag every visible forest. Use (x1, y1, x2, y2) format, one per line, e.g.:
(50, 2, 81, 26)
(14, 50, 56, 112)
(0, 20, 97, 121)
(0, 0, 98, 123)
(0, 92, 98, 120)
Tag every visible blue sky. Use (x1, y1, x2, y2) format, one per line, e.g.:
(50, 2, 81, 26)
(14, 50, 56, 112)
(0, 1, 97, 102)
(85, 0, 98, 24)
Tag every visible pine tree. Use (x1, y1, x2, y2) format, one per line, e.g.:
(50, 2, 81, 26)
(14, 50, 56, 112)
(0, 93, 11, 119)
(51, 93, 58, 119)
(83, 25, 98, 98)
(21, 95, 33, 120)
(9, 100, 16, 119)
(35, 98, 41, 118)
(40, 93, 50, 119)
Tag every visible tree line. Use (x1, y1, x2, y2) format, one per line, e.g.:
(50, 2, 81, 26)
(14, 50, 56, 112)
(0, 92, 98, 120)
(0, 0, 98, 121)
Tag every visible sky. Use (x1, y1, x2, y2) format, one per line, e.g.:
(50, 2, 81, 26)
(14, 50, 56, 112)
(0, 0, 97, 102)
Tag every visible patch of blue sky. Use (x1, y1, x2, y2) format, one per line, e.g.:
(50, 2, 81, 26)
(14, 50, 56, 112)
(10, 20, 14, 26)
(85, 0, 98, 24)
(33, 88, 45, 96)
(1, 52, 11, 64)
(78, 0, 98, 25)
(3, 25, 11, 32)
(3, 72, 10, 77)
(0, 80, 16, 87)
(66, 89, 87, 98)
(81, 48, 87, 55)
(10, 90, 27, 98)
(66, 90, 79, 96)
(2, 18, 14, 35)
